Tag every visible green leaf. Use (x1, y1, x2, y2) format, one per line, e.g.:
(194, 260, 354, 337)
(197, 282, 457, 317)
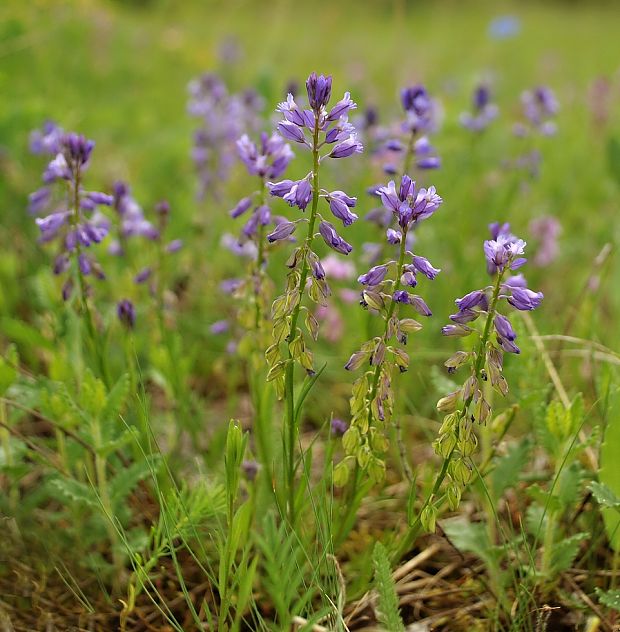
(549, 532, 588, 575)
(595, 587, 620, 612)
(556, 462, 584, 508)
(100, 373, 130, 425)
(589, 481, 620, 509)
(443, 516, 500, 570)
(0, 317, 54, 351)
(372, 541, 405, 632)
(525, 504, 547, 538)
(50, 476, 98, 509)
(109, 455, 160, 510)
(491, 438, 531, 499)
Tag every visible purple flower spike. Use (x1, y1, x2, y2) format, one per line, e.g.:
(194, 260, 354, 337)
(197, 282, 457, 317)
(319, 221, 352, 255)
(507, 287, 544, 311)
(117, 299, 136, 329)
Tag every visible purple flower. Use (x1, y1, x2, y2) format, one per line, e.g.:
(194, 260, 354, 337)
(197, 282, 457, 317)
(319, 221, 352, 255)
(166, 239, 183, 253)
(210, 320, 229, 334)
(412, 255, 440, 280)
(326, 190, 358, 226)
(494, 314, 520, 354)
(400, 84, 439, 133)
(330, 418, 348, 436)
(386, 228, 402, 244)
(507, 287, 544, 311)
(268, 179, 296, 198)
(377, 176, 443, 229)
(529, 215, 561, 267)
(113, 181, 158, 241)
(230, 197, 253, 218)
(306, 72, 332, 112)
(327, 92, 357, 121)
(134, 267, 152, 284)
(267, 221, 296, 243)
(329, 135, 363, 159)
(358, 264, 388, 286)
(188, 72, 263, 200)
(117, 299, 136, 329)
(484, 234, 527, 274)
(285, 178, 312, 210)
(277, 121, 307, 144)
(30, 121, 64, 155)
(393, 290, 432, 316)
(460, 84, 499, 132)
(456, 289, 488, 311)
(241, 459, 260, 481)
(311, 258, 325, 280)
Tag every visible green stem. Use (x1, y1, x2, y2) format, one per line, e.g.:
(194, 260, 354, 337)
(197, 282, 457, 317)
(401, 130, 417, 176)
(254, 178, 267, 331)
(91, 418, 123, 590)
(396, 269, 506, 560)
(366, 229, 409, 420)
(283, 117, 321, 526)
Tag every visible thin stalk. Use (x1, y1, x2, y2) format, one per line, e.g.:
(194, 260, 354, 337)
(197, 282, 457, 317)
(283, 117, 321, 526)
(254, 178, 267, 331)
(401, 130, 417, 176)
(339, 137, 417, 542)
(395, 269, 506, 560)
(91, 417, 123, 590)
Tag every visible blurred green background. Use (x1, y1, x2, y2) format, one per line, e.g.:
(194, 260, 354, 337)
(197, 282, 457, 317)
(1, 0, 619, 426)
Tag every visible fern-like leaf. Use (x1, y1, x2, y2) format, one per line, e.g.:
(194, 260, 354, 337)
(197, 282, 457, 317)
(372, 541, 404, 632)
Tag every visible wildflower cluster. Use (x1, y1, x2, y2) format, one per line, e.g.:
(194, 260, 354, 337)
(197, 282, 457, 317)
(371, 85, 441, 179)
(109, 181, 158, 255)
(188, 73, 264, 199)
(338, 175, 442, 484)
(265, 72, 363, 396)
(226, 131, 294, 341)
(132, 199, 183, 296)
(433, 223, 543, 511)
(514, 86, 559, 137)
(459, 84, 499, 133)
(29, 123, 112, 301)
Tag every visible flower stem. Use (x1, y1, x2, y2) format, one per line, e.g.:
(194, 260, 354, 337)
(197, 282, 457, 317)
(366, 228, 408, 429)
(396, 268, 505, 560)
(254, 178, 267, 331)
(283, 117, 321, 526)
